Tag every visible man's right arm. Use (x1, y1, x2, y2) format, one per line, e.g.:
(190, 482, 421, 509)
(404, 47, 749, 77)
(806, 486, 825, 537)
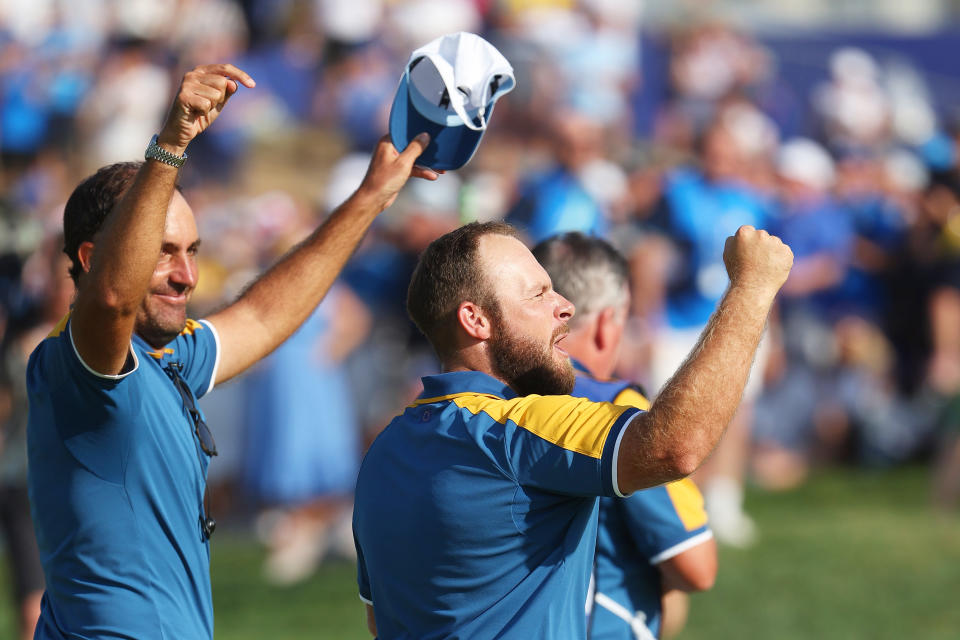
(616, 226, 793, 493)
(70, 64, 254, 375)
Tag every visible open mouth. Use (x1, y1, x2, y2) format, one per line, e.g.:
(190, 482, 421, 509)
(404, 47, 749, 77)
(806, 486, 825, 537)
(553, 332, 569, 356)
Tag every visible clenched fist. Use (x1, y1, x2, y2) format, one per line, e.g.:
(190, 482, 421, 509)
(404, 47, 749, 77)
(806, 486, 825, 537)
(156, 63, 256, 156)
(723, 225, 793, 298)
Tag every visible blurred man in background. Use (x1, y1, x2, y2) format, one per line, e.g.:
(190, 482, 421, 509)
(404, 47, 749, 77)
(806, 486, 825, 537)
(506, 109, 611, 243)
(534, 232, 716, 640)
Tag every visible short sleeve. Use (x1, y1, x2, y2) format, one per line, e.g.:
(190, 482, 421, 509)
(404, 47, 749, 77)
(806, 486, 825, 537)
(57, 315, 140, 390)
(27, 318, 138, 482)
(171, 319, 221, 399)
(619, 478, 712, 564)
(458, 394, 641, 498)
(355, 528, 372, 605)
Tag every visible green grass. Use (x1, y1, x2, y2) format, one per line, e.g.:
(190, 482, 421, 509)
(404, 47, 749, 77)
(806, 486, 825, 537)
(2, 467, 957, 639)
(682, 467, 960, 640)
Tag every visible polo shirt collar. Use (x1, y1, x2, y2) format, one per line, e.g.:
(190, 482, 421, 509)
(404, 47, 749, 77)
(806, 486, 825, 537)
(419, 371, 517, 400)
(133, 333, 177, 362)
(570, 358, 591, 376)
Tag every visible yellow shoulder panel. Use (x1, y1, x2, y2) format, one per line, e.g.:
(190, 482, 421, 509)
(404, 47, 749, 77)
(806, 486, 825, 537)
(451, 393, 630, 459)
(665, 478, 708, 531)
(612, 387, 651, 411)
(412, 392, 502, 407)
(179, 319, 204, 336)
(47, 312, 71, 338)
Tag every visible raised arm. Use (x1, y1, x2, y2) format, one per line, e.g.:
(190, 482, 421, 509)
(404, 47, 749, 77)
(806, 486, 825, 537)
(206, 133, 437, 384)
(617, 226, 793, 493)
(70, 64, 255, 374)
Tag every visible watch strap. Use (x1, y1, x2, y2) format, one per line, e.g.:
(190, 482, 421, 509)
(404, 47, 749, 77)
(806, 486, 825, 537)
(145, 135, 188, 168)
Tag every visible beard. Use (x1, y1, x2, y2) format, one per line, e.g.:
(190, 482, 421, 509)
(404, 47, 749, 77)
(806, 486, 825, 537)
(488, 319, 575, 397)
(135, 298, 188, 348)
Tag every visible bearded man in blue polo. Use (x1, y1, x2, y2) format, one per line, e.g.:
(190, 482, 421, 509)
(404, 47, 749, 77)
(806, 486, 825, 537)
(353, 221, 793, 638)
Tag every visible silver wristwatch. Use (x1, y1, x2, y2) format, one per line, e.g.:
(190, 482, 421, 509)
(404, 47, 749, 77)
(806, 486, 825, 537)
(144, 135, 188, 168)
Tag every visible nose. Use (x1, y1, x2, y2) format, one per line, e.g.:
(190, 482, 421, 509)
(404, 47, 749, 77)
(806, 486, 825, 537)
(555, 292, 574, 322)
(170, 253, 198, 288)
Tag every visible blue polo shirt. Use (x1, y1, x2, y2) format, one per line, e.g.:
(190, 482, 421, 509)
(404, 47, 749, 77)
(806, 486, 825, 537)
(27, 314, 221, 639)
(353, 370, 641, 639)
(660, 168, 771, 328)
(506, 167, 608, 244)
(572, 371, 711, 640)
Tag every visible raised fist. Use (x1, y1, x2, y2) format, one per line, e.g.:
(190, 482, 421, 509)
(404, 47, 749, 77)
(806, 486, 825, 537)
(722, 225, 793, 297)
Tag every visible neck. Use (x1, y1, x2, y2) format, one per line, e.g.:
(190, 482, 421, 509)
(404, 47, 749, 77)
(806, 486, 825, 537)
(443, 344, 515, 391)
(562, 329, 616, 380)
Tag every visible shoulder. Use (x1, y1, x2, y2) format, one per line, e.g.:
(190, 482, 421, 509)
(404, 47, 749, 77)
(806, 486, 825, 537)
(179, 319, 206, 336)
(30, 312, 72, 359)
(457, 393, 638, 458)
(163, 318, 219, 355)
(612, 385, 650, 411)
(29, 312, 140, 386)
(573, 373, 649, 410)
(451, 392, 626, 425)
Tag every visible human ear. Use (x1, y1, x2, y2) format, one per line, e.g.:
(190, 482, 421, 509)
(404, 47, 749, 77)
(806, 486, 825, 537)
(596, 306, 623, 352)
(457, 301, 492, 341)
(77, 241, 95, 275)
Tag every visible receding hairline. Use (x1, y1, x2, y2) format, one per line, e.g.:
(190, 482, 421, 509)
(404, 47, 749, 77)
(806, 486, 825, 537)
(474, 229, 530, 275)
(448, 229, 524, 317)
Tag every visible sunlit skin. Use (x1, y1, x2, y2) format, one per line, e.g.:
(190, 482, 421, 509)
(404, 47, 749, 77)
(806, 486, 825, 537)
(477, 234, 576, 394)
(134, 191, 200, 348)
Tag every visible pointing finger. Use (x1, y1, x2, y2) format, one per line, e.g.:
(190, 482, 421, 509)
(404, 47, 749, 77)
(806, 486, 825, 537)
(197, 63, 256, 89)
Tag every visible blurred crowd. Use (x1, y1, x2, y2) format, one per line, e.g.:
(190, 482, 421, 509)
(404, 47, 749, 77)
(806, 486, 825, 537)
(3, 0, 960, 587)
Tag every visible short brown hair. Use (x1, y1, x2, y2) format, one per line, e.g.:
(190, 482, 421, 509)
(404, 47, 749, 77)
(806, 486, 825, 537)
(407, 221, 520, 359)
(63, 162, 143, 286)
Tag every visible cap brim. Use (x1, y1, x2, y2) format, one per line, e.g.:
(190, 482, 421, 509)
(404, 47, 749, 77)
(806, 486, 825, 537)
(389, 75, 484, 171)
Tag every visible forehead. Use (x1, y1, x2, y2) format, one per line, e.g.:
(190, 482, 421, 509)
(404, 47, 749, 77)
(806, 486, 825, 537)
(477, 233, 550, 294)
(163, 191, 199, 245)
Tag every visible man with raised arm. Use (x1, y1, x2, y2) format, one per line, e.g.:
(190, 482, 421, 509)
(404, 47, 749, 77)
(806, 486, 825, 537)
(353, 221, 791, 639)
(26, 63, 436, 640)
(533, 232, 717, 640)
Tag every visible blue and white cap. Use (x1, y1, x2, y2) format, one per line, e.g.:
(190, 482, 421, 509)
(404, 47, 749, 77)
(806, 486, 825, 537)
(389, 32, 516, 171)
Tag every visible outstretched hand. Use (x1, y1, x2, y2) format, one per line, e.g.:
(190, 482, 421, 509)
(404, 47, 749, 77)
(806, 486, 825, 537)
(157, 63, 256, 155)
(356, 134, 443, 213)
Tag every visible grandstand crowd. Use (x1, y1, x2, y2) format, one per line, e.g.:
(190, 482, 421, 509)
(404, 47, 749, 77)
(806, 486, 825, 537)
(2, 0, 960, 596)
